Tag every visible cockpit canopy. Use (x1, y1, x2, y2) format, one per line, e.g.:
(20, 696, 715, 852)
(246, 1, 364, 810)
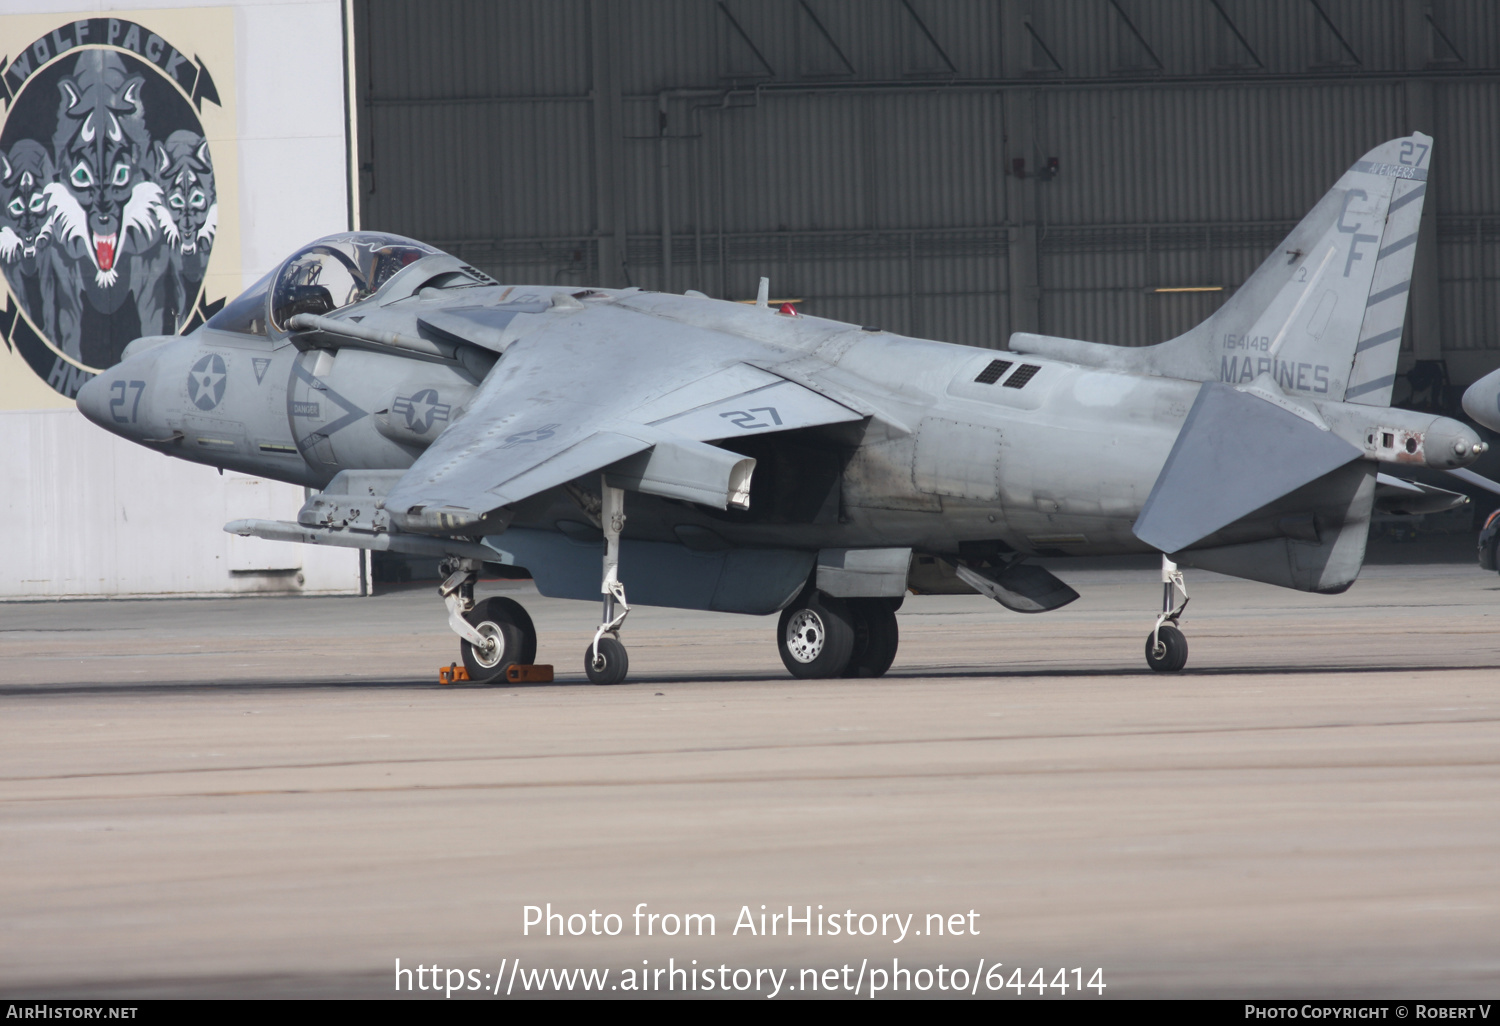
(205, 232, 443, 337)
(270, 233, 439, 329)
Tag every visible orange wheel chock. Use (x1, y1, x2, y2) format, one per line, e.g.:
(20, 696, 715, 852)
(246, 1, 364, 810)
(438, 663, 471, 685)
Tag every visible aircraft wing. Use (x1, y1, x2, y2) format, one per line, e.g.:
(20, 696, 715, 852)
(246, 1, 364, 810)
(382, 302, 863, 533)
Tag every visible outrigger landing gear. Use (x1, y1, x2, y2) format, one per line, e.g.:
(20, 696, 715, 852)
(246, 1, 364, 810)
(585, 478, 631, 686)
(439, 558, 537, 684)
(1145, 555, 1189, 673)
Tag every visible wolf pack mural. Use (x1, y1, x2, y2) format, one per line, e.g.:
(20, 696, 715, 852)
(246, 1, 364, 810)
(0, 19, 223, 395)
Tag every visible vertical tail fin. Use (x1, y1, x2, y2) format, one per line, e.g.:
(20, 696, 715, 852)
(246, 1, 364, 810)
(1159, 132, 1431, 404)
(1011, 133, 1432, 408)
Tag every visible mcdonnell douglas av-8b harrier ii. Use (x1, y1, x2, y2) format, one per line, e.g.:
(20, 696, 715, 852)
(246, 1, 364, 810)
(78, 133, 1491, 684)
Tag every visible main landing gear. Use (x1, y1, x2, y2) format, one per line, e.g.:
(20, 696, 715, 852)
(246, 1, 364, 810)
(777, 589, 901, 679)
(1145, 555, 1189, 673)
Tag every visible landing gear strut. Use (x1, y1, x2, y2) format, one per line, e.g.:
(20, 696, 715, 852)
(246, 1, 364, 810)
(439, 559, 538, 683)
(585, 478, 631, 685)
(1145, 555, 1189, 672)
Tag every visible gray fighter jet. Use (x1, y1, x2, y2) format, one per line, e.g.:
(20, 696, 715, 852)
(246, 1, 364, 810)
(77, 132, 1489, 684)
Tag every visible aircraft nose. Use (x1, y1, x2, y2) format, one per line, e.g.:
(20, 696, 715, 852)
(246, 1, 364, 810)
(1461, 367, 1500, 433)
(75, 344, 168, 438)
(75, 372, 113, 430)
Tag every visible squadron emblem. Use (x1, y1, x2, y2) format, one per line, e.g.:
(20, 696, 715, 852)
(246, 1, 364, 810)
(0, 19, 223, 397)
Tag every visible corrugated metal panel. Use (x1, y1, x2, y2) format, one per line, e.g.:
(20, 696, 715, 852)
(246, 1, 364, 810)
(1436, 219, 1500, 352)
(1433, 0, 1500, 68)
(1031, 0, 1403, 78)
(367, 100, 595, 241)
(359, 0, 1500, 360)
(363, 0, 589, 100)
(1434, 82, 1500, 216)
(1037, 84, 1406, 225)
(680, 91, 1008, 235)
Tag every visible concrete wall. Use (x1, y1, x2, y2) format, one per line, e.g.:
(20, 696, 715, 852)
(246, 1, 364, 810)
(1, 409, 359, 598)
(0, 0, 361, 599)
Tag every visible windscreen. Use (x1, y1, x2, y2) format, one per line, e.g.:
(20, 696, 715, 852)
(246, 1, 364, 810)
(204, 270, 274, 336)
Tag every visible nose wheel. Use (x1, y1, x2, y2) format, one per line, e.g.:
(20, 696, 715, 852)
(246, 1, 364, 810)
(462, 597, 537, 680)
(1145, 555, 1189, 672)
(439, 561, 538, 684)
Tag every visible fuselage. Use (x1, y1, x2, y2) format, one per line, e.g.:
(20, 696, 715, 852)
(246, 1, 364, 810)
(78, 278, 1214, 563)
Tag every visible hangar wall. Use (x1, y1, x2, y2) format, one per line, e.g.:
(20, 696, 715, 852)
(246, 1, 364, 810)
(354, 0, 1500, 400)
(0, 0, 361, 599)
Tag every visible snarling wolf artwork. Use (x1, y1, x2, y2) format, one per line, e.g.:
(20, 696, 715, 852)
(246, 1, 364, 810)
(0, 138, 75, 349)
(150, 129, 216, 332)
(0, 30, 217, 379)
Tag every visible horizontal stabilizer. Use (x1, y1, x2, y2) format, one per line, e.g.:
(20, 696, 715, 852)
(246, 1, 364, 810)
(953, 561, 1079, 614)
(1374, 474, 1469, 516)
(1133, 382, 1362, 553)
(1446, 466, 1500, 498)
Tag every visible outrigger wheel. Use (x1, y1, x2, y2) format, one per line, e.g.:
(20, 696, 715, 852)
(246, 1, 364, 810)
(1145, 623, 1188, 673)
(1144, 555, 1190, 673)
(461, 596, 538, 683)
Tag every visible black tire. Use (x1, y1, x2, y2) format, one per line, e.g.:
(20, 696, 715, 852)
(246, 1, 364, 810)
(777, 592, 856, 678)
(1145, 624, 1189, 673)
(585, 635, 630, 685)
(460, 597, 536, 683)
(843, 599, 899, 678)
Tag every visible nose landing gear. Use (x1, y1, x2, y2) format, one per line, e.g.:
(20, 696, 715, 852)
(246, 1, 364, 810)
(439, 559, 538, 683)
(1145, 555, 1189, 673)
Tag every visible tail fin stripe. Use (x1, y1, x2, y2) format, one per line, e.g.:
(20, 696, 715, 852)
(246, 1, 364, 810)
(1366, 280, 1410, 307)
(1377, 233, 1418, 260)
(1386, 184, 1426, 214)
(1345, 374, 1396, 398)
(1355, 327, 1403, 353)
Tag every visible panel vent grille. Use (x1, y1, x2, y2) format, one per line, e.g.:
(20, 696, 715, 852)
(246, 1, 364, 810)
(1004, 364, 1041, 389)
(974, 359, 1013, 384)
